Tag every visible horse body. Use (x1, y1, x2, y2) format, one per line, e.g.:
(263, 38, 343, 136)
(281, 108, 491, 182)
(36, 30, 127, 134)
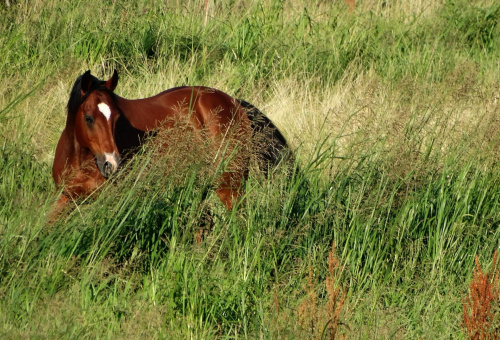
(114, 85, 253, 209)
(51, 70, 288, 218)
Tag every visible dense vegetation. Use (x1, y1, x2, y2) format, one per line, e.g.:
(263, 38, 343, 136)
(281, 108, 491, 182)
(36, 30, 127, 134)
(1, 0, 500, 338)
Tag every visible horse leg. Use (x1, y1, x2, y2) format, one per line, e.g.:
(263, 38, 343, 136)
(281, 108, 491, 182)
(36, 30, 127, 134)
(215, 167, 248, 211)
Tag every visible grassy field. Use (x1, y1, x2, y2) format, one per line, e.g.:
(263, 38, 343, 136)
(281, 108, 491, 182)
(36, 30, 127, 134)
(1, 0, 500, 338)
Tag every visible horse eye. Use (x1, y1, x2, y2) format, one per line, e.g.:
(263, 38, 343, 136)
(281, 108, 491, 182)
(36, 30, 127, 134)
(84, 115, 95, 125)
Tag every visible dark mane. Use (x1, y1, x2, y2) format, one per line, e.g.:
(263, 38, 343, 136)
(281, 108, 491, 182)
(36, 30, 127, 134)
(67, 73, 115, 117)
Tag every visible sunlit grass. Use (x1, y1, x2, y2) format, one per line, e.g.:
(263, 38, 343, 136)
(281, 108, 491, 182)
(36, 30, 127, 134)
(1, 0, 500, 338)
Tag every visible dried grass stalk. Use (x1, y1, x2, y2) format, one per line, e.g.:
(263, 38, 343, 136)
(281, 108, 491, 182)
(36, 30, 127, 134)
(462, 251, 500, 340)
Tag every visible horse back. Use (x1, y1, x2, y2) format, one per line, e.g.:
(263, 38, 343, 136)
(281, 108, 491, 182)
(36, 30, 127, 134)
(116, 86, 250, 138)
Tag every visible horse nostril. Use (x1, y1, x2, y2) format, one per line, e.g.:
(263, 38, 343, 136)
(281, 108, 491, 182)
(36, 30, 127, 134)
(104, 161, 112, 176)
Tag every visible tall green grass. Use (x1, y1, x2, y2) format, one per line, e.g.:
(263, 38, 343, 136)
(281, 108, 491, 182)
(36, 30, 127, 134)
(1, 0, 500, 338)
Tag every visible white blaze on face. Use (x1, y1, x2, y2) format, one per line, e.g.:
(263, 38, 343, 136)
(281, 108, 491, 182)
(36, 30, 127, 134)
(97, 102, 112, 121)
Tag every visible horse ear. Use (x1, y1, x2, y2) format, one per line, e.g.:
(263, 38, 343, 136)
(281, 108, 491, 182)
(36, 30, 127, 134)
(105, 70, 119, 91)
(80, 70, 93, 95)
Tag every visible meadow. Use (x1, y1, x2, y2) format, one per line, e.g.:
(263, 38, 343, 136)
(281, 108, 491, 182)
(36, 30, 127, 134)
(1, 0, 500, 338)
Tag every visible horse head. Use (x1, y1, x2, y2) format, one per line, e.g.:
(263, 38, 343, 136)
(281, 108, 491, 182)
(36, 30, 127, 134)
(74, 70, 121, 178)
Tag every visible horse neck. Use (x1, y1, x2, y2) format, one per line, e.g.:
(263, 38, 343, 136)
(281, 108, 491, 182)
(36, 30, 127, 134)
(114, 95, 172, 131)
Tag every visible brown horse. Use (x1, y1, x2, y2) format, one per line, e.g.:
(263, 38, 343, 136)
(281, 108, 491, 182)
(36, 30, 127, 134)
(51, 70, 290, 218)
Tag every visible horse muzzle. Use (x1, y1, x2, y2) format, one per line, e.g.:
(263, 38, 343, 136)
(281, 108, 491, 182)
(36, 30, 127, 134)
(96, 152, 120, 178)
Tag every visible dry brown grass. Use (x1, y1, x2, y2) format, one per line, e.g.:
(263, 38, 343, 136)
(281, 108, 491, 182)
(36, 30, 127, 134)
(463, 251, 500, 340)
(263, 65, 500, 182)
(326, 242, 347, 339)
(296, 242, 348, 339)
